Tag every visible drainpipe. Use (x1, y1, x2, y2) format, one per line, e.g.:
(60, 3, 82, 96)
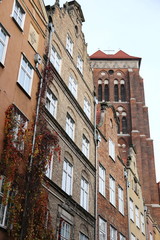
(20, 22, 54, 240)
(125, 168, 131, 240)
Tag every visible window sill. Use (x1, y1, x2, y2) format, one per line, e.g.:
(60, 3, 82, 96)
(99, 192, 106, 199)
(109, 155, 115, 162)
(17, 82, 31, 99)
(110, 202, 116, 209)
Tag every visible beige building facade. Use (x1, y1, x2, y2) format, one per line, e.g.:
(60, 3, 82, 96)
(126, 147, 146, 240)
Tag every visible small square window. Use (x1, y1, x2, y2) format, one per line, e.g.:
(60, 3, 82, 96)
(12, 0, 25, 30)
(66, 113, 75, 140)
(84, 97, 91, 119)
(50, 45, 61, 73)
(109, 139, 115, 161)
(82, 134, 89, 158)
(66, 34, 73, 56)
(45, 88, 57, 118)
(68, 75, 77, 98)
(17, 55, 33, 95)
(77, 55, 83, 74)
(80, 177, 89, 211)
(0, 24, 9, 65)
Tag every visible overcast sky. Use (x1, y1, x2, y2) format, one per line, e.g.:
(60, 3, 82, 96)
(44, 0, 160, 182)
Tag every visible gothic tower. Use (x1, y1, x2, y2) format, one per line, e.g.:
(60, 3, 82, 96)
(90, 50, 160, 225)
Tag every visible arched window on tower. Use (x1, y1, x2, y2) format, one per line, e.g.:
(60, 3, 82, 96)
(104, 79, 109, 101)
(122, 117, 127, 134)
(114, 85, 119, 101)
(120, 80, 126, 102)
(98, 79, 102, 102)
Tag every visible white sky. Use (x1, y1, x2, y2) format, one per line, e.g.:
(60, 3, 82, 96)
(44, 0, 160, 182)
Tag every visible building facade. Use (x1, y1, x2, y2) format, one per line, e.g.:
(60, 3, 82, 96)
(97, 103, 128, 240)
(90, 49, 160, 227)
(126, 147, 146, 240)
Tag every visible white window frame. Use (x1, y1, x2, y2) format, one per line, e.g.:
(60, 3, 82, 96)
(149, 232, 153, 240)
(84, 97, 91, 119)
(45, 154, 53, 179)
(99, 165, 105, 196)
(77, 55, 83, 74)
(82, 134, 89, 158)
(17, 55, 34, 95)
(119, 233, 126, 240)
(131, 233, 136, 240)
(109, 138, 115, 161)
(66, 34, 73, 56)
(99, 217, 107, 240)
(68, 75, 77, 98)
(62, 159, 73, 195)
(110, 226, 117, 240)
(0, 24, 9, 65)
(12, 0, 26, 30)
(80, 177, 89, 211)
(141, 213, 145, 234)
(129, 198, 134, 222)
(60, 219, 71, 240)
(13, 108, 28, 151)
(109, 176, 116, 206)
(79, 232, 89, 240)
(50, 45, 61, 73)
(135, 206, 140, 228)
(0, 176, 8, 227)
(66, 113, 75, 140)
(118, 186, 124, 215)
(46, 88, 57, 118)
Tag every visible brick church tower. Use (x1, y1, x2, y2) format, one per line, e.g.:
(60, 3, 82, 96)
(90, 50, 160, 225)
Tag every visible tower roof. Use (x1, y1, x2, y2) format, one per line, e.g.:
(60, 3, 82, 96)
(90, 49, 141, 60)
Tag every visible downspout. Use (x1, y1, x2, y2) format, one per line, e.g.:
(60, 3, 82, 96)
(94, 95, 98, 240)
(20, 22, 54, 240)
(125, 167, 131, 240)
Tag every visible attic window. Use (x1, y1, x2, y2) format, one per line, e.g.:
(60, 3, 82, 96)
(108, 70, 114, 75)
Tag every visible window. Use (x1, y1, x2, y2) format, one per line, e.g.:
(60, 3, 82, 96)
(12, 0, 25, 29)
(80, 177, 89, 210)
(13, 108, 28, 151)
(0, 176, 8, 227)
(149, 232, 153, 240)
(109, 139, 115, 161)
(99, 165, 105, 196)
(82, 135, 89, 158)
(104, 84, 109, 101)
(79, 232, 88, 240)
(46, 88, 57, 117)
(129, 199, 134, 221)
(66, 113, 75, 140)
(140, 213, 145, 234)
(62, 159, 73, 195)
(121, 84, 126, 101)
(17, 55, 33, 95)
(0, 24, 9, 65)
(131, 233, 135, 240)
(109, 176, 116, 206)
(45, 155, 53, 179)
(77, 55, 83, 74)
(110, 226, 117, 240)
(84, 97, 91, 119)
(68, 75, 77, 98)
(118, 186, 124, 214)
(59, 219, 71, 240)
(114, 84, 119, 102)
(50, 46, 61, 73)
(98, 84, 102, 101)
(122, 117, 127, 134)
(99, 217, 107, 240)
(119, 233, 126, 240)
(66, 34, 73, 56)
(135, 206, 140, 228)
